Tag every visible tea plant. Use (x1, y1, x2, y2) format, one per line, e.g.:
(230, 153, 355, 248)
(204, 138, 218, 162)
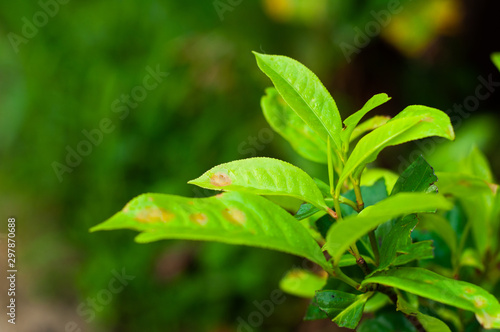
(92, 53, 500, 331)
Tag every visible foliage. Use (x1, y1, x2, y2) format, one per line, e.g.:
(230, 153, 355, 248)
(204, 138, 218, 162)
(93, 53, 500, 331)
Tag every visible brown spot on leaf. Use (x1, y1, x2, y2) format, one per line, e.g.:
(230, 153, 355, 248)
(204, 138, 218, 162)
(135, 207, 175, 223)
(222, 208, 246, 226)
(210, 172, 232, 187)
(190, 213, 208, 226)
(474, 296, 487, 309)
(459, 180, 471, 187)
(421, 116, 434, 123)
(488, 182, 498, 194)
(215, 193, 224, 198)
(465, 287, 476, 294)
(148, 196, 154, 202)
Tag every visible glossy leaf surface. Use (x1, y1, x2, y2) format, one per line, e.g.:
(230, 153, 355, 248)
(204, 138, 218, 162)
(262, 87, 327, 163)
(390, 155, 437, 195)
(188, 157, 328, 210)
(254, 52, 343, 151)
(311, 290, 372, 329)
(362, 267, 500, 329)
(336, 106, 454, 196)
(91, 191, 330, 270)
(326, 193, 452, 265)
(341, 93, 391, 145)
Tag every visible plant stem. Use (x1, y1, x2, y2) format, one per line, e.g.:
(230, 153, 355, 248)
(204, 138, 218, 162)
(351, 175, 365, 211)
(327, 139, 370, 275)
(350, 172, 381, 267)
(332, 266, 363, 291)
(338, 196, 359, 211)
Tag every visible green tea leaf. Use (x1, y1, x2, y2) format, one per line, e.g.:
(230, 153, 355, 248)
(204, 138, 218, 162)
(333, 292, 373, 329)
(397, 293, 451, 332)
(253, 52, 343, 151)
(392, 105, 455, 142)
(376, 215, 419, 273)
(326, 193, 452, 265)
(295, 203, 321, 220)
(341, 93, 391, 146)
(376, 155, 438, 244)
(336, 106, 454, 196)
(261, 87, 327, 164)
(391, 155, 437, 195)
(279, 269, 327, 298)
(311, 290, 373, 329)
(91, 191, 330, 270)
(304, 302, 328, 320)
(362, 267, 500, 329)
(313, 178, 331, 198)
(188, 157, 328, 210)
(350, 115, 391, 142)
(392, 240, 434, 266)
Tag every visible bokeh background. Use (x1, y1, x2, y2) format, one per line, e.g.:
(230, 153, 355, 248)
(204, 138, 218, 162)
(1, 0, 499, 331)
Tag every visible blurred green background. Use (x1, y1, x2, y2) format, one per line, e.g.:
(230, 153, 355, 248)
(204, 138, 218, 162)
(1, 0, 499, 331)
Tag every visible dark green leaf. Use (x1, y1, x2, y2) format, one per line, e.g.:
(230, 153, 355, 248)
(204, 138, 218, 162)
(392, 240, 434, 266)
(295, 203, 321, 221)
(311, 290, 373, 329)
(326, 193, 452, 265)
(362, 267, 500, 329)
(391, 155, 437, 196)
(376, 215, 419, 273)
